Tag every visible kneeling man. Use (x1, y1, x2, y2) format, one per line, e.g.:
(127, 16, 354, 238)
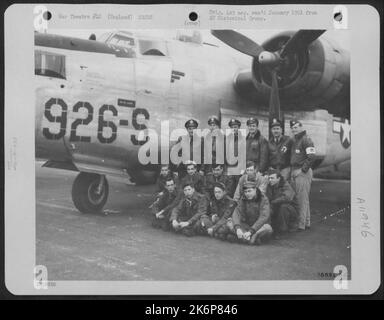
(266, 169, 299, 234)
(170, 182, 208, 237)
(230, 182, 273, 245)
(199, 182, 237, 239)
(151, 177, 180, 231)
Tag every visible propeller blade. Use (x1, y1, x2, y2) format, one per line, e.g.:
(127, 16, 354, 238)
(269, 70, 282, 138)
(211, 30, 264, 57)
(280, 29, 326, 58)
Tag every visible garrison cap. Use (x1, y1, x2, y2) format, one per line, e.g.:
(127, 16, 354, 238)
(271, 119, 283, 128)
(243, 181, 257, 190)
(184, 160, 197, 167)
(185, 119, 198, 129)
(228, 118, 241, 128)
(246, 117, 259, 126)
(208, 115, 220, 126)
(213, 182, 227, 192)
(290, 119, 302, 128)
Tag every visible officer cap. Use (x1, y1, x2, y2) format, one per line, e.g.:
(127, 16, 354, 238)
(246, 117, 259, 126)
(185, 119, 198, 129)
(214, 182, 227, 192)
(208, 115, 220, 126)
(243, 181, 256, 190)
(271, 119, 283, 128)
(290, 119, 302, 128)
(228, 118, 241, 128)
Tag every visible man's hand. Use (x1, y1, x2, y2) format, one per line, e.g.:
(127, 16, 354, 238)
(236, 228, 244, 239)
(207, 228, 214, 236)
(211, 214, 219, 223)
(172, 220, 179, 229)
(179, 221, 190, 228)
(199, 170, 205, 176)
(243, 231, 252, 241)
(155, 210, 164, 219)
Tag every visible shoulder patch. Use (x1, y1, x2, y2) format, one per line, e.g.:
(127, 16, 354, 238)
(306, 147, 316, 154)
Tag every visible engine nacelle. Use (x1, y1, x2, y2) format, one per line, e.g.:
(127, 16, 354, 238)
(235, 31, 350, 117)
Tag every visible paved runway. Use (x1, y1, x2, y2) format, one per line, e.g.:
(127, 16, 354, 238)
(36, 164, 351, 281)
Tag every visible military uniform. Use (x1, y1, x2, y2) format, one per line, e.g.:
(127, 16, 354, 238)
(246, 128, 269, 173)
(231, 187, 273, 244)
(265, 176, 298, 233)
(268, 120, 293, 181)
(204, 172, 234, 200)
(179, 172, 205, 195)
(151, 189, 180, 231)
(177, 119, 205, 177)
(156, 171, 179, 193)
(205, 195, 237, 238)
(203, 116, 224, 175)
(233, 172, 268, 202)
(290, 120, 316, 230)
(170, 192, 209, 237)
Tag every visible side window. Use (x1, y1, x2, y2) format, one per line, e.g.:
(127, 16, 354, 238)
(35, 50, 66, 79)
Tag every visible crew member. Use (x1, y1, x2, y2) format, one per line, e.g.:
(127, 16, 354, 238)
(179, 160, 205, 195)
(204, 164, 233, 200)
(289, 119, 316, 231)
(233, 160, 268, 202)
(229, 181, 273, 245)
(170, 182, 208, 237)
(203, 115, 223, 175)
(268, 119, 293, 181)
(246, 117, 269, 173)
(204, 182, 237, 240)
(265, 168, 298, 234)
(151, 177, 180, 231)
(226, 118, 243, 194)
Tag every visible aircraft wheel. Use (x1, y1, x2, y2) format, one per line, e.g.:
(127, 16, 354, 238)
(72, 172, 109, 213)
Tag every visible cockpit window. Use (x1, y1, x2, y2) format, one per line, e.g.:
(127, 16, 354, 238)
(108, 34, 135, 48)
(138, 39, 168, 56)
(35, 50, 66, 79)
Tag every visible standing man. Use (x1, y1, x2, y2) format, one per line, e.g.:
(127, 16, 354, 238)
(246, 117, 269, 174)
(177, 119, 205, 177)
(204, 164, 233, 201)
(289, 119, 316, 231)
(265, 168, 298, 234)
(151, 177, 180, 231)
(203, 115, 222, 175)
(170, 182, 208, 237)
(268, 119, 293, 181)
(229, 181, 273, 245)
(226, 118, 243, 195)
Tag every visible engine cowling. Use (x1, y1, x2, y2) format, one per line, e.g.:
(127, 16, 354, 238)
(235, 31, 350, 117)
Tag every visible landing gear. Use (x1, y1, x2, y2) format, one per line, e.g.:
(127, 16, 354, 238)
(72, 172, 109, 213)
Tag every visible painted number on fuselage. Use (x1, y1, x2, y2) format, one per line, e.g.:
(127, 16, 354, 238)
(42, 98, 149, 144)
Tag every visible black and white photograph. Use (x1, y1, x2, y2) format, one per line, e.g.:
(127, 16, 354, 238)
(4, 4, 381, 295)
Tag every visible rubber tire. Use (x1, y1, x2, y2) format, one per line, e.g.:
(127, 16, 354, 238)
(72, 172, 109, 213)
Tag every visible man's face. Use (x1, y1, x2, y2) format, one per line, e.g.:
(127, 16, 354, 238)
(187, 127, 195, 136)
(165, 180, 175, 193)
(268, 174, 280, 186)
(212, 166, 223, 177)
(186, 165, 196, 175)
(209, 123, 219, 132)
(244, 188, 257, 200)
(246, 166, 255, 176)
(214, 187, 225, 200)
(183, 186, 194, 198)
(291, 123, 302, 136)
(231, 125, 239, 134)
(271, 126, 282, 138)
(248, 123, 258, 134)
(160, 167, 169, 177)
